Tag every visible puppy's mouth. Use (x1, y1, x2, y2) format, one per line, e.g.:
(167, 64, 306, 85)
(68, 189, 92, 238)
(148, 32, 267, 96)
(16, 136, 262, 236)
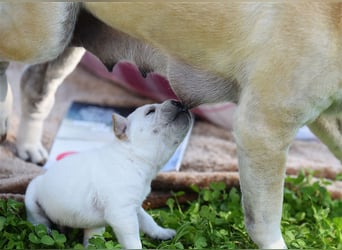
(173, 111, 189, 120)
(170, 101, 190, 120)
(158, 100, 192, 128)
(166, 101, 192, 129)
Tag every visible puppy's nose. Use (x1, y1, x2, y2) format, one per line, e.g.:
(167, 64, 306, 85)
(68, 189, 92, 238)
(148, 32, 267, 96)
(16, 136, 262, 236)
(171, 100, 187, 111)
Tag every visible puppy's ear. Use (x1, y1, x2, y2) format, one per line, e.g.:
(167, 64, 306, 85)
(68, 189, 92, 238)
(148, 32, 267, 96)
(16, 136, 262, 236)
(112, 113, 128, 140)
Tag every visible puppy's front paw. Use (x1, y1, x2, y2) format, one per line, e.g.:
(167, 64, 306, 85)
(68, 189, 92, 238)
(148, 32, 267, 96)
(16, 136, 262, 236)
(16, 142, 48, 165)
(154, 228, 176, 240)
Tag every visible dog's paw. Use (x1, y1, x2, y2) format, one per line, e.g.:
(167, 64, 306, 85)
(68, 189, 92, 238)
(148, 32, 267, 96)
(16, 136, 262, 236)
(16, 142, 48, 165)
(153, 228, 176, 240)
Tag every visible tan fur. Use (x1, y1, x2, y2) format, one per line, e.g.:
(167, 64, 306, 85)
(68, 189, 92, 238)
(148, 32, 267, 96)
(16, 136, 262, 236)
(0, 2, 77, 63)
(85, 2, 341, 80)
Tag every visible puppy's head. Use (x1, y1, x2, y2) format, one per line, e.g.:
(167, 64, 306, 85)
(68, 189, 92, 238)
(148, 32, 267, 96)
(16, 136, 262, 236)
(112, 100, 192, 166)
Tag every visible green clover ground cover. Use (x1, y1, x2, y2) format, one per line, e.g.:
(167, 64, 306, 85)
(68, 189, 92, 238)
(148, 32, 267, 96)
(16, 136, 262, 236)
(0, 173, 341, 249)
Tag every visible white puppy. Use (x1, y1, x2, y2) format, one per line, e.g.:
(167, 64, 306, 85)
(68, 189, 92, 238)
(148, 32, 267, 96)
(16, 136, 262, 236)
(25, 100, 191, 249)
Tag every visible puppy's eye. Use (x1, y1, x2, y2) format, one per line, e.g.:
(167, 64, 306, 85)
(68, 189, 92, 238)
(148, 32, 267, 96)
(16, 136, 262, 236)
(145, 107, 156, 116)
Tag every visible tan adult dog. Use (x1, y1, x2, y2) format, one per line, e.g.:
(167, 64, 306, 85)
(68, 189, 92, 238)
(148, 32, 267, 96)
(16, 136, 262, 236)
(1, 2, 342, 249)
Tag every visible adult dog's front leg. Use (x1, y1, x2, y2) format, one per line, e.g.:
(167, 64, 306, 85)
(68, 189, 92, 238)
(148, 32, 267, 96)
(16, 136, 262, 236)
(16, 47, 85, 164)
(0, 62, 12, 141)
(233, 89, 299, 249)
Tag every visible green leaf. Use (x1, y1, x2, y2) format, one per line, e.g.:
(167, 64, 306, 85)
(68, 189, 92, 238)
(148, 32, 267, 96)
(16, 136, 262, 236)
(40, 235, 55, 246)
(174, 241, 184, 249)
(336, 173, 342, 181)
(166, 198, 175, 213)
(104, 240, 118, 249)
(194, 235, 207, 248)
(210, 182, 226, 191)
(190, 184, 200, 193)
(35, 224, 48, 238)
(53, 231, 67, 244)
(0, 216, 5, 231)
(28, 232, 40, 244)
(203, 190, 211, 201)
(73, 243, 84, 249)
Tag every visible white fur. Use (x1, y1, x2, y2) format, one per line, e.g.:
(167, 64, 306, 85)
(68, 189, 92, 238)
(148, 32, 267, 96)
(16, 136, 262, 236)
(25, 100, 191, 248)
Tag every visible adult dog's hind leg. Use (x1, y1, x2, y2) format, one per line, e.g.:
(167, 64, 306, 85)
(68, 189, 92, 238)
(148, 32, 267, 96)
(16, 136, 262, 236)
(0, 62, 12, 142)
(16, 47, 85, 164)
(308, 113, 342, 162)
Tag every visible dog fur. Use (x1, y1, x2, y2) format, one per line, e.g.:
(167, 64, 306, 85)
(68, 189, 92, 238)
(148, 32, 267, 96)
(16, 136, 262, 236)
(25, 100, 191, 248)
(1, 2, 342, 249)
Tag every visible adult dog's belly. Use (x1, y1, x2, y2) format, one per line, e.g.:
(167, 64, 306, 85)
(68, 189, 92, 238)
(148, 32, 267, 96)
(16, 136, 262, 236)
(83, 2, 242, 79)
